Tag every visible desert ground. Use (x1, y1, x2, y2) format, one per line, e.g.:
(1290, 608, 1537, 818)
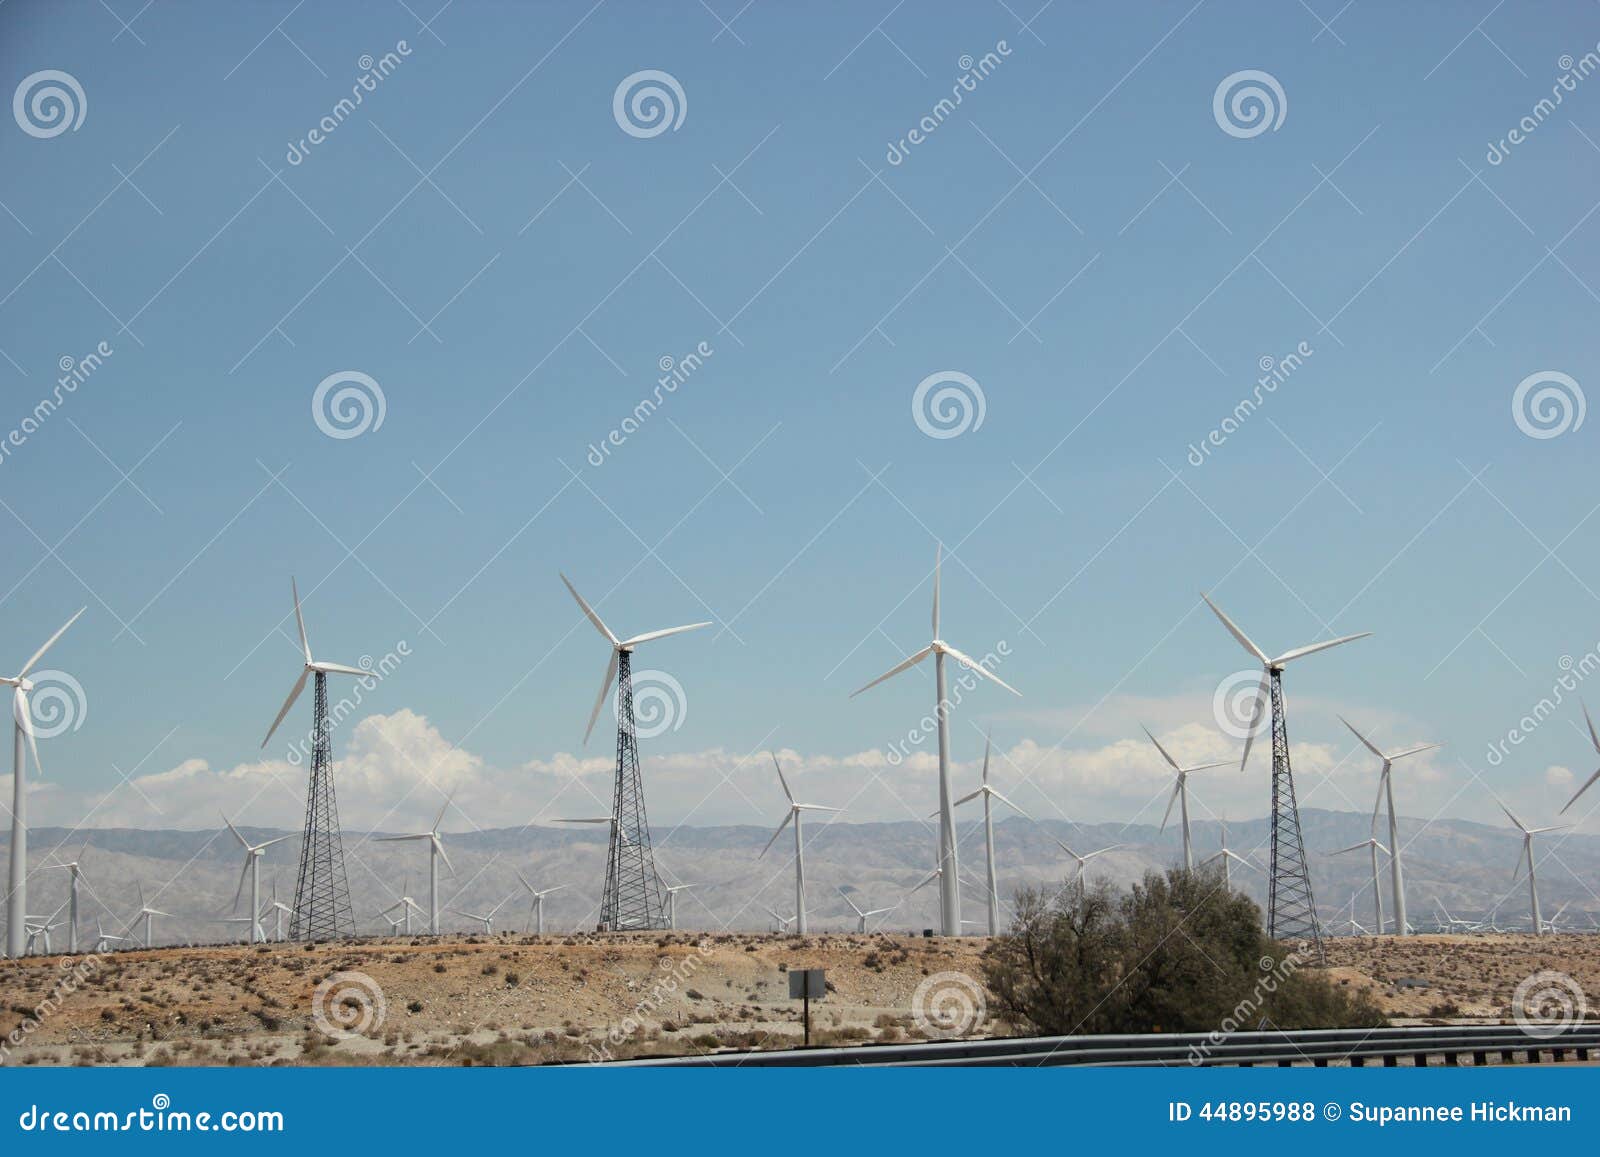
(0, 931, 1594, 1066)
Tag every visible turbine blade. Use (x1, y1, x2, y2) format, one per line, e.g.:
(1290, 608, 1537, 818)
(758, 812, 794, 858)
(849, 646, 933, 698)
(619, 622, 712, 647)
(1142, 725, 1181, 771)
(1339, 715, 1386, 760)
(16, 687, 42, 776)
(19, 607, 85, 677)
(1272, 632, 1372, 666)
(931, 544, 941, 638)
(260, 669, 310, 748)
(987, 789, 1031, 820)
(771, 752, 793, 802)
(1238, 670, 1269, 771)
(434, 836, 454, 876)
(583, 650, 619, 746)
(981, 731, 991, 785)
(222, 813, 248, 849)
(1159, 782, 1179, 832)
(940, 645, 1021, 696)
(1585, 700, 1600, 754)
(232, 857, 251, 910)
(836, 888, 865, 916)
(313, 661, 372, 679)
(1390, 742, 1441, 762)
(909, 869, 939, 894)
(291, 578, 311, 664)
(952, 788, 984, 807)
(1559, 764, 1600, 815)
(1498, 800, 1528, 833)
(1185, 760, 1232, 773)
(1201, 594, 1268, 663)
(560, 573, 618, 645)
(1326, 842, 1371, 856)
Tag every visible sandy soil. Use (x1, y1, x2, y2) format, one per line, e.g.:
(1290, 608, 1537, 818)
(2, 931, 1593, 1066)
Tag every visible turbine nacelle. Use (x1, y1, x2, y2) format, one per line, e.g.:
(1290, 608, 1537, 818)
(260, 578, 374, 748)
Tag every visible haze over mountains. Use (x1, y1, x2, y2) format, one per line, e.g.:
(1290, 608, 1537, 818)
(8, 808, 1596, 948)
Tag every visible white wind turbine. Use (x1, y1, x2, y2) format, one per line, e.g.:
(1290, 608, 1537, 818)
(1203, 596, 1370, 772)
(1141, 725, 1229, 871)
(852, 546, 1021, 936)
(381, 889, 426, 936)
(24, 903, 66, 955)
(516, 872, 565, 935)
(126, 882, 171, 949)
(92, 919, 129, 953)
(1052, 839, 1122, 898)
(759, 753, 840, 935)
(837, 888, 896, 933)
(951, 733, 1032, 935)
(376, 798, 454, 934)
(1501, 801, 1570, 935)
(258, 578, 374, 749)
(1326, 834, 1388, 935)
(662, 882, 695, 930)
(4, 607, 85, 959)
(43, 845, 93, 954)
(1341, 716, 1439, 939)
(1199, 819, 1256, 891)
(1559, 701, 1600, 816)
(763, 905, 795, 935)
(449, 892, 515, 935)
(222, 814, 289, 944)
(263, 879, 293, 941)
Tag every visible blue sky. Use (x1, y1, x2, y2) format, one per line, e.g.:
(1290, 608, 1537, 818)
(3, 0, 1600, 837)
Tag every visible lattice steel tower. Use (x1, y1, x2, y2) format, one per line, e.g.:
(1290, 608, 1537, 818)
(290, 672, 354, 939)
(1265, 670, 1323, 960)
(601, 651, 667, 930)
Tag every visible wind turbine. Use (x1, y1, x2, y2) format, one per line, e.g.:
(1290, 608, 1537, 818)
(662, 882, 695, 930)
(222, 814, 289, 944)
(1141, 725, 1229, 871)
(952, 732, 1031, 935)
(1326, 834, 1387, 935)
(449, 892, 515, 935)
(1560, 701, 1600, 815)
(92, 919, 129, 952)
(759, 753, 839, 935)
(1203, 594, 1368, 943)
(264, 879, 293, 941)
(561, 572, 709, 931)
(837, 888, 896, 933)
(1544, 900, 1572, 935)
(1340, 716, 1439, 939)
(24, 903, 66, 955)
(516, 872, 566, 935)
(763, 905, 795, 935)
(43, 845, 93, 954)
(259, 578, 372, 941)
(126, 883, 171, 949)
(1052, 839, 1122, 898)
(1199, 819, 1256, 891)
(3, 607, 85, 958)
(382, 891, 425, 936)
(852, 546, 1021, 936)
(376, 797, 454, 934)
(1501, 801, 1570, 935)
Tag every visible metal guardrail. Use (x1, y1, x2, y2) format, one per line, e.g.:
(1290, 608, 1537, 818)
(606, 1024, 1600, 1067)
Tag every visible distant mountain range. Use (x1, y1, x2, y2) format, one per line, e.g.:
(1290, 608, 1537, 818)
(7, 808, 1596, 947)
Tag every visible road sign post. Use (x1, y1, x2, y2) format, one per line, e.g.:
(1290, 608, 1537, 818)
(788, 968, 826, 1046)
